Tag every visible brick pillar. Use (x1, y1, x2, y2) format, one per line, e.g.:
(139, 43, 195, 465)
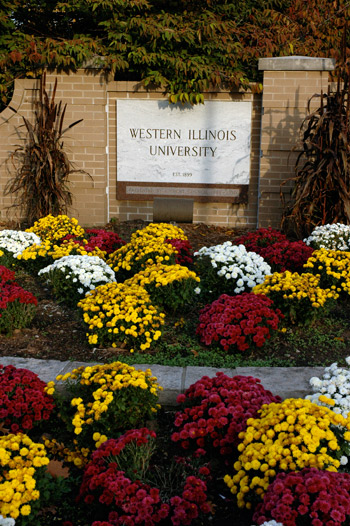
(257, 56, 335, 230)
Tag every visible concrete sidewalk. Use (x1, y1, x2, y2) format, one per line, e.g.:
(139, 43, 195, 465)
(0, 356, 324, 405)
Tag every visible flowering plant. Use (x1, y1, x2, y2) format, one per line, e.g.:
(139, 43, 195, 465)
(0, 230, 41, 266)
(0, 266, 37, 335)
(78, 427, 213, 526)
(125, 263, 200, 313)
(304, 223, 350, 250)
(107, 238, 176, 281)
(307, 357, 350, 422)
(253, 468, 350, 526)
(78, 282, 165, 350)
(61, 228, 125, 256)
(38, 255, 116, 307)
(17, 238, 106, 274)
(0, 516, 15, 525)
(194, 242, 271, 300)
(0, 433, 49, 519)
(303, 248, 350, 296)
(107, 222, 187, 280)
(224, 398, 350, 509)
(196, 293, 284, 352)
(255, 240, 313, 273)
(0, 365, 54, 434)
(171, 372, 281, 459)
(253, 271, 338, 324)
(48, 361, 163, 449)
(131, 222, 188, 243)
(234, 228, 287, 251)
(165, 238, 194, 268)
(25, 214, 85, 242)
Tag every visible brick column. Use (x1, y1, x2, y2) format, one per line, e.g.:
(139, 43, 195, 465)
(257, 56, 335, 230)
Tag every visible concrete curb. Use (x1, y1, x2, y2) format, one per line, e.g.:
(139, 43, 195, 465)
(0, 356, 325, 405)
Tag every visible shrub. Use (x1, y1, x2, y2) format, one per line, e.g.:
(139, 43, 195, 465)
(25, 214, 85, 242)
(233, 228, 287, 251)
(224, 398, 350, 509)
(0, 365, 55, 434)
(0, 230, 41, 266)
(107, 223, 187, 280)
(0, 265, 37, 335)
(165, 238, 194, 267)
(48, 362, 163, 450)
(38, 255, 116, 307)
(306, 357, 350, 422)
(171, 372, 281, 459)
(253, 271, 339, 324)
(304, 223, 350, 250)
(17, 238, 106, 274)
(194, 242, 271, 301)
(196, 293, 284, 352)
(253, 468, 350, 526)
(78, 427, 213, 526)
(303, 248, 350, 296)
(77, 282, 165, 351)
(0, 433, 49, 519)
(125, 263, 200, 313)
(107, 238, 176, 281)
(257, 240, 314, 273)
(84, 228, 125, 253)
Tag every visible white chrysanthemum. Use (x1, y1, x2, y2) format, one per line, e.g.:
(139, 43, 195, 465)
(38, 255, 116, 291)
(0, 230, 41, 256)
(195, 242, 271, 294)
(304, 223, 350, 250)
(0, 515, 16, 526)
(306, 357, 350, 417)
(251, 521, 284, 526)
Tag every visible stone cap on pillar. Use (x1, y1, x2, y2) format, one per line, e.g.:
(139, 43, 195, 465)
(258, 56, 336, 71)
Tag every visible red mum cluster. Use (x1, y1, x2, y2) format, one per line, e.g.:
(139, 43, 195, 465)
(79, 428, 212, 526)
(62, 229, 125, 254)
(171, 372, 281, 458)
(0, 364, 55, 433)
(165, 238, 193, 267)
(254, 468, 350, 526)
(0, 265, 38, 334)
(234, 228, 287, 250)
(196, 293, 284, 352)
(234, 229, 313, 272)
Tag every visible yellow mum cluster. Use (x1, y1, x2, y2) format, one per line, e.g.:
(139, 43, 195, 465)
(130, 222, 188, 243)
(77, 282, 165, 350)
(26, 214, 85, 242)
(253, 271, 338, 323)
(107, 237, 176, 277)
(224, 398, 350, 509)
(55, 362, 162, 436)
(126, 263, 199, 289)
(0, 434, 49, 519)
(304, 248, 350, 295)
(107, 222, 188, 278)
(43, 437, 90, 468)
(17, 239, 105, 264)
(125, 263, 200, 312)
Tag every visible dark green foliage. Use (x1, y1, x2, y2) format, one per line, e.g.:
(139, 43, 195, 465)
(5, 72, 86, 225)
(281, 58, 350, 237)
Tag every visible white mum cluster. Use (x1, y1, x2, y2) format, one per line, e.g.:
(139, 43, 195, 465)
(0, 230, 41, 256)
(0, 515, 15, 526)
(306, 357, 350, 419)
(251, 521, 283, 526)
(194, 242, 271, 294)
(38, 255, 116, 293)
(304, 223, 350, 250)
